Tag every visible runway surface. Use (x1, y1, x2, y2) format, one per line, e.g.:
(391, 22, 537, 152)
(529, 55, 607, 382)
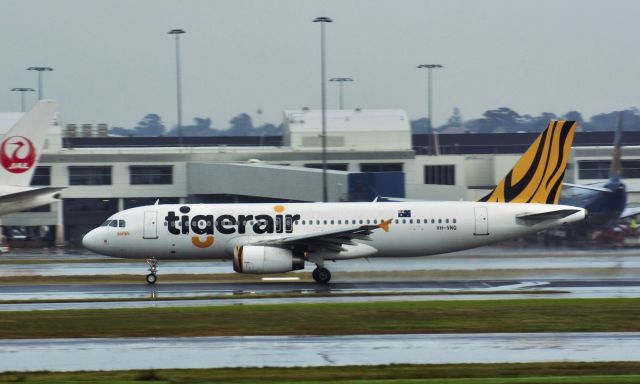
(1, 279, 639, 311)
(3, 246, 640, 277)
(1, 333, 639, 372)
(2, 246, 640, 310)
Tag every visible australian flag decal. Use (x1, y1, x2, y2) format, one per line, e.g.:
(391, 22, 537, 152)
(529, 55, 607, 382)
(398, 209, 412, 218)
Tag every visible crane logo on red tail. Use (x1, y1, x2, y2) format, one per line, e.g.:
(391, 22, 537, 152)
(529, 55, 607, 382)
(1, 136, 36, 174)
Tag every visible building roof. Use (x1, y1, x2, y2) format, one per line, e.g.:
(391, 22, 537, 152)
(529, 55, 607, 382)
(283, 109, 409, 132)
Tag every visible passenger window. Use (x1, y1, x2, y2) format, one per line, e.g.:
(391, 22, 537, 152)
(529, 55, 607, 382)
(431, 219, 435, 224)
(119, 220, 126, 228)
(402, 219, 406, 224)
(409, 219, 413, 224)
(359, 220, 363, 224)
(453, 218, 457, 223)
(338, 220, 341, 224)
(446, 219, 449, 224)
(438, 219, 442, 224)
(331, 220, 334, 225)
(417, 219, 421, 224)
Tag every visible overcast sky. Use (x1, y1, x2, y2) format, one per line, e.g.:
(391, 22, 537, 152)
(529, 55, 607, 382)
(1, 0, 638, 129)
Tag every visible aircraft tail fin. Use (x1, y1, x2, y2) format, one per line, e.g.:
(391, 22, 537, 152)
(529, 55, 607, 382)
(478, 120, 577, 204)
(0, 100, 58, 187)
(610, 113, 623, 181)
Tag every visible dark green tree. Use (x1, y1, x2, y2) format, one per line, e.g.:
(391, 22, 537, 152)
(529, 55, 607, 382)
(226, 113, 254, 136)
(134, 114, 165, 136)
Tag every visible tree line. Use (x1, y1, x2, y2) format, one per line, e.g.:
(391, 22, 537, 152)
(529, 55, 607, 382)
(110, 107, 640, 137)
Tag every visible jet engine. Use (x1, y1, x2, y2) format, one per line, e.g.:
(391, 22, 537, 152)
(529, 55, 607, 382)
(233, 245, 305, 274)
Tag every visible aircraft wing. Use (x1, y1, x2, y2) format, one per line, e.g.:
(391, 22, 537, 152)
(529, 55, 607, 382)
(0, 187, 64, 203)
(256, 219, 392, 252)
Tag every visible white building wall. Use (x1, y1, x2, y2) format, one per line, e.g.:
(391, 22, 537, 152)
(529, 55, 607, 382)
(284, 109, 411, 151)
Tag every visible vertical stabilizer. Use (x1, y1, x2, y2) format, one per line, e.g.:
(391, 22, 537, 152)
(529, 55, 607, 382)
(479, 120, 577, 204)
(0, 100, 58, 187)
(610, 113, 623, 181)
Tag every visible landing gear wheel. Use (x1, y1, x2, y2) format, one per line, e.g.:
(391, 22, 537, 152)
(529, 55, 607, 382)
(146, 273, 157, 284)
(312, 267, 331, 284)
(146, 257, 159, 285)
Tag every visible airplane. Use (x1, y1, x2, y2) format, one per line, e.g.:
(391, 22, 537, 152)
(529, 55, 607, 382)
(559, 114, 628, 230)
(0, 100, 63, 216)
(83, 120, 586, 284)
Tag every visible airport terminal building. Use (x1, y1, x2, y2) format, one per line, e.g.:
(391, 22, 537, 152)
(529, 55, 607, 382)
(1, 108, 639, 246)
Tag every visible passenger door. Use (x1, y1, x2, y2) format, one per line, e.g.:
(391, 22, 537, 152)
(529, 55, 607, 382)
(474, 207, 489, 236)
(143, 211, 158, 239)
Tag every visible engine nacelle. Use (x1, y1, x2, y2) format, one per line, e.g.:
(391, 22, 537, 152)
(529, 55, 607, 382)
(233, 245, 305, 274)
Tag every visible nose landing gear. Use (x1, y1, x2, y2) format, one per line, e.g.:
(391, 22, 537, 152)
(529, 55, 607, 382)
(146, 257, 158, 284)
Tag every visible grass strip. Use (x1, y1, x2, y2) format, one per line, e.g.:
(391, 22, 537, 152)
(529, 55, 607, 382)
(2, 362, 640, 383)
(0, 298, 638, 338)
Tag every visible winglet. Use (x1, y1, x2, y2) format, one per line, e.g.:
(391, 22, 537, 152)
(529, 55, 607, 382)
(378, 218, 392, 232)
(478, 120, 577, 204)
(154, 199, 159, 205)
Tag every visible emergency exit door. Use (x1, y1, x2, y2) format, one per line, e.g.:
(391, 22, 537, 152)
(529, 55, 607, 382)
(474, 207, 489, 236)
(143, 211, 158, 239)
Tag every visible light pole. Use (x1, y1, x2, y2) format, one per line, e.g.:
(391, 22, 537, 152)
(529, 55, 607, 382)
(313, 16, 332, 203)
(329, 77, 353, 110)
(168, 29, 185, 145)
(417, 64, 443, 155)
(10, 88, 35, 112)
(27, 67, 53, 100)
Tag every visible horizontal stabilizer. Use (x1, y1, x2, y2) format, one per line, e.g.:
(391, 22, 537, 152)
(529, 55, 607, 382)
(621, 207, 640, 219)
(0, 187, 64, 203)
(517, 209, 582, 222)
(563, 183, 613, 193)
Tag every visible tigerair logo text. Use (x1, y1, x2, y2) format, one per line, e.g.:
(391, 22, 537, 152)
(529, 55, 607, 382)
(165, 205, 301, 248)
(1, 136, 36, 174)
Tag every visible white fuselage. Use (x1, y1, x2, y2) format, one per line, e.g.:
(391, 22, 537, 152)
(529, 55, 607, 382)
(83, 201, 585, 261)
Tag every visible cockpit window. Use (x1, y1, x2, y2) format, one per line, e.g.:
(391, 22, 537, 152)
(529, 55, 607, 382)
(109, 220, 118, 227)
(118, 220, 126, 228)
(100, 220, 110, 227)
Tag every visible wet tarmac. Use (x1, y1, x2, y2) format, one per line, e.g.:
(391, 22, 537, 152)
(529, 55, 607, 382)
(2, 246, 640, 277)
(1, 279, 639, 311)
(1, 333, 639, 372)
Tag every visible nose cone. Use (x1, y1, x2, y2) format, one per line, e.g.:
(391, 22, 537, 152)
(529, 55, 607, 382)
(82, 229, 101, 253)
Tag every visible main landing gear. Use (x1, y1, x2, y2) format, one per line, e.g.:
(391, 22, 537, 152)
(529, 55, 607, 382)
(312, 267, 331, 284)
(146, 257, 158, 284)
